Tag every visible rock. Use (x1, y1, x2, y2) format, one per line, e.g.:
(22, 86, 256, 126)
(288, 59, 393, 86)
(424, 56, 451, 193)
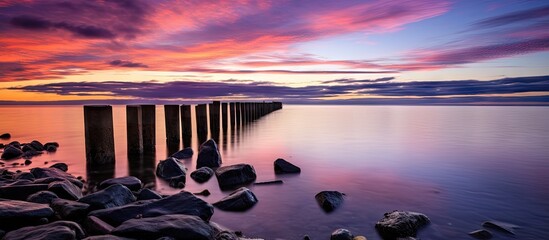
(22, 149, 42, 158)
(29, 140, 44, 151)
(26, 191, 59, 204)
(303, 235, 311, 240)
(197, 139, 222, 168)
(0, 133, 11, 139)
(13, 172, 35, 180)
(48, 180, 83, 200)
(0, 184, 49, 200)
(213, 187, 258, 211)
(156, 157, 186, 187)
(24, 159, 32, 165)
(482, 221, 518, 235)
(375, 210, 430, 239)
(191, 167, 214, 183)
(215, 164, 257, 190)
(99, 176, 142, 191)
(111, 214, 216, 240)
(0, 229, 5, 239)
(0, 199, 54, 229)
(49, 162, 68, 172)
(84, 216, 115, 236)
(254, 180, 283, 185)
(8, 141, 20, 149)
(79, 184, 136, 210)
(331, 229, 353, 240)
(31, 167, 83, 188)
(1, 145, 23, 160)
(171, 147, 194, 159)
(274, 158, 301, 174)
(22, 144, 35, 152)
(469, 229, 493, 239)
(45, 145, 57, 152)
(2, 220, 85, 240)
(89, 191, 214, 226)
(51, 198, 91, 221)
(82, 235, 133, 240)
(44, 142, 59, 149)
(216, 231, 239, 240)
(315, 191, 345, 212)
(135, 188, 162, 201)
(194, 189, 211, 196)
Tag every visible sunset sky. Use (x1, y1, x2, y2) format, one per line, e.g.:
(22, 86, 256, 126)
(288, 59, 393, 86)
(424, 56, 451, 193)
(0, 0, 548, 104)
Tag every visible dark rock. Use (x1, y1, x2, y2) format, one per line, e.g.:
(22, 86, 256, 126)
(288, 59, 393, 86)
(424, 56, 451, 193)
(89, 191, 214, 226)
(469, 229, 493, 239)
(26, 191, 59, 204)
(24, 159, 32, 165)
(0, 199, 54, 229)
(197, 139, 222, 168)
(135, 188, 162, 201)
(50, 162, 68, 172)
(191, 167, 214, 183)
(29, 140, 44, 151)
(82, 235, 134, 240)
(51, 198, 90, 221)
(0, 184, 49, 200)
(215, 164, 257, 190)
(2, 220, 85, 240)
(156, 157, 186, 187)
(99, 176, 142, 191)
(84, 215, 115, 236)
(331, 229, 353, 240)
(482, 221, 518, 235)
(194, 189, 211, 196)
(171, 147, 194, 159)
(0, 143, 4, 149)
(0, 229, 4, 239)
(21, 149, 42, 158)
(1, 145, 23, 160)
(0, 133, 11, 139)
(22, 144, 35, 152)
(111, 214, 216, 240)
(375, 210, 430, 239)
(315, 191, 345, 212)
(79, 184, 136, 210)
(303, 235, 311, 240)
(213, 187, 258, 211)
(215, 231, 239, 240)
(274, 158, 301, 174)
(8, 141, 20, 149)
(48, 180, 83, 200)
(44, 142, 59, 150)
(31, 167, 83, 188)
(254, 180, 283, 185)
(14, 172, 35, 180)
(45, 145, 57, 152)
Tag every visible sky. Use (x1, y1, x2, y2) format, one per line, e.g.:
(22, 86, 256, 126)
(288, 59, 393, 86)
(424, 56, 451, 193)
(0, 0, 548, 105)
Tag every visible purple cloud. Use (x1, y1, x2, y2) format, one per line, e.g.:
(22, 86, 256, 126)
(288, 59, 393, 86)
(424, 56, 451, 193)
(109, 60, 148, 68)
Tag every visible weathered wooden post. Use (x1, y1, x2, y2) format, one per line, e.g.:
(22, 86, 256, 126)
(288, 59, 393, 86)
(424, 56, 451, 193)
(140, 105, 156, 151)
(229, 102, 236, 129)
(180, 104, 192, 147)
(195, 104, 208, 141)
(84, 105, 115, 166)
(126, 105, 143, 155)
(164, 105, 180, 145)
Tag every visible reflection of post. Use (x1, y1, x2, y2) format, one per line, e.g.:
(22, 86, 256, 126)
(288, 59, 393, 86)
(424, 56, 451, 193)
(180, 104, 192, 147)
(164, 105, 180, 145)
(141, 105, 156, 152)
(221, 102, 228, 133)
(84, 105, 115, 166)
(229, 102, 236, 129)
(235, 102, 241, 127)
(126, 105, 143, 155)
(209, 101, 220, 135)
(195, 104, 208, 142)
(242, 103, 247, 124)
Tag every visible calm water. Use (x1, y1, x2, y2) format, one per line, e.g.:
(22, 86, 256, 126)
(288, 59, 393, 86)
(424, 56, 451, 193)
(1, 105, 548, 239)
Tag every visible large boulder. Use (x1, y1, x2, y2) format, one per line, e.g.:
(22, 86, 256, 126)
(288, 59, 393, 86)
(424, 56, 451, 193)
(375, 210, 430, 239)
(26, 191, 59, 204)
(196, 139, 222, 168)
(156, 157, 186, 188)
(1, 145, 23, 160)
(99, 176, 142, 191)
(30, 167, 83, 188)
(51, 198, 91, 221)
(2, 221, 85, 240)
(274, 158, 301, 174)
(89, 191, 214, 227)
(111, 214, 216, 240)
(215, 164, 256, 190)
(213, 187, 258, 211)
(48, 180, 82, 200)
(0, 199, 54, 229)
(0, 184, 49, 200)
(171, 147, 194, 159)
(315, 191, 345, 212)
(78, 184, 136, 210)
(191, 167, 214, 183)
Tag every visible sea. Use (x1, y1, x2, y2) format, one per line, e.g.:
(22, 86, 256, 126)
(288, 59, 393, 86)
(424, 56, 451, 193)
(0, 105, 548, 239)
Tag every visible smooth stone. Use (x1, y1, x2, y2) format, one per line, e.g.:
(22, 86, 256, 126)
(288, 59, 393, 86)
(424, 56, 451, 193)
(191, 167, 214, 183)
(111, 214, 216, 240)
(215, 164, 257, 190)
(48, 180, 83, 200)
(45, 145, 58, 152)
(8, 141, 20, 148)
(274, 158, 301, 174)
(0, 199, 54, 229)
(331, 228, 353, 240)
(26, 191, 59, 204)
(0, 133, 11, 139)
(31, 167, 83, 188)
(375, 210, 430, 239)
(1, 145, 23, 160)
(79, 184, 136, 210)
(156, 157, 186, 187)
(49, 163, 68, 172)
(135, 188, 162, 201)
(469, 229, 493, 239)
(0, 184, 49, 200)
(482, 221, 519, 235)
(99, 176, 142, 191)
(13, 172, 35, 180)
(51, 198, 91, 221)
(196, 139, 222, 168)
(84, 216, 115, 236)
(89, 191, 214, 226)
(2, 221, 85, 240)
(213, 187, 258, 211)
(315, 191, 345, 212)
(170, 147, 194, 159)
(29, 141, 44, 151)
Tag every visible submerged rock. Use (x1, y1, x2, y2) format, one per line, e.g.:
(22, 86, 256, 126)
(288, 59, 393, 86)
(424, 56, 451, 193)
(191, 167, 214, 183)
(215, 164, 257, 190)
(111, 214, 216, 240)
(156, 157, 186, 188)
(331, 229, 353, 240)
(26, 190, 59, 204)
(469, 229, 493, 239)
(274, 158, 301, 174)
(171, 147, 194, 159)
(1, 145, 23, 160)
(0, 133, 11, 139)
(49, 163, 68, 172)
(482, 221, 519, 235)
(375, 210, 430, 239)
(197, 139, 222, 168)
(79, 184, 136, 210)
(213, 187, 258, 211)
(99, 176, 142, 191)
(315, 191, 345, 212)
(2, 220, 85, 240)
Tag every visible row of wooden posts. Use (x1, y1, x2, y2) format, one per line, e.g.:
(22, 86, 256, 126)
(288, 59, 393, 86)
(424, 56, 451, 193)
(83, 101, 283, 166)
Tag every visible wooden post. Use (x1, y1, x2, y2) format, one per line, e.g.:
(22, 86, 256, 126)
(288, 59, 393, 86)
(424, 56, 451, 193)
(180, 104, 192, 146)
(164, 105, 180, 145)
(235, 102, 241, 127)
(195, 104, 208, 141)
(126, 105, 143, 155)
(221, 102, 228, 132)
(141, 105, 156, 151)
(209, 101, 220, 135)
(84, 105, 115, 166)
(229, 102, 236, 129)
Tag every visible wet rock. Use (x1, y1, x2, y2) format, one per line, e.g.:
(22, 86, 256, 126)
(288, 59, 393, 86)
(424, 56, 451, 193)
(2, 220, 85, 240)
(26, 191, 59, 204)
(84, 215, 115, 236)
(215, 231, 239, 240)
(44, 142, 59, 148)
(171, 147, 194, 159)
(194, 189, 211, 196)
(254, 180, 283, 185)
(99, 176, 142, 191)
(79, 184, 136, 210)
(14, 171, 35, 180)
(22, 144, 35, 152)
(213, 187, 258, 211)
(51, 198, 90, 221)
(0, 184, 49, 200)
(22, 149, 42, 158)
(315, 191, 345, 212)
(191, 167, 214, 183)
(89, 191, 214, 226)
(45, 145, 57, 152)
(1, 145, 23, 160)
(0, 199, 54, 229)
(331, 229, 353, 240)
(482, 221, 518, 235)
(215, 164, 257, 190)
(135, 188, 162, 201)
(0, 143, 4, 149)
(49, 162, 68, 172)
(29, 140, 44, 151)
(274, 158, 301, 174)
(197, 139, 222, 168)
(0, 133, 11, 139)
(469, 229, 493, 239)
(375, 210, 430, 239)
(156, 157, 186, 187)
(8, 141, 20, 149)
(24, 159, 32, 165)
(48, 180, 83, 200)
(111, 214, 216, 240)
(31, 167, 83, 188)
